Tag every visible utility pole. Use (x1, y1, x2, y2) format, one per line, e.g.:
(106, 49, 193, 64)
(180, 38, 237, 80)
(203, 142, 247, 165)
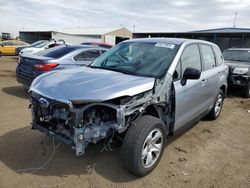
(233, 11, 238, 28)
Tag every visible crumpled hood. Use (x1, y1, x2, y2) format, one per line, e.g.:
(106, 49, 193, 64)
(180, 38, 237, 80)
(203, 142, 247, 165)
(30, 66, 155, 103)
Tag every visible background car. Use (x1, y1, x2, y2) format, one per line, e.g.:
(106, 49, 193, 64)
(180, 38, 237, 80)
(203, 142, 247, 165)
(0, 32, 11, 41)
(81, 42, 113, 49)
(223, 48, 250, 98)
(16, 45, 107, 88)
(0, 40, 29, 55)
(15, 40, 48, 55)
(19, 39, 66, 55)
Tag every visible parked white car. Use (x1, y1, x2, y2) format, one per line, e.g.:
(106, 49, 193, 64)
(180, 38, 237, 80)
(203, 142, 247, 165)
(19, 40, 66, 55)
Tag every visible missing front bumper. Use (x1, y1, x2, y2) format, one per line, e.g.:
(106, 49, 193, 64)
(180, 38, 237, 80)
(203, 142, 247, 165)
(32, 123, 73, 146)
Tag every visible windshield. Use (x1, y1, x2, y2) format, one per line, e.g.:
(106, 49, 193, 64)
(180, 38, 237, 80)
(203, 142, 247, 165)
(30, 40, 47, 47)
(223, 50, 250, 62)
(91, 42, 179, 78)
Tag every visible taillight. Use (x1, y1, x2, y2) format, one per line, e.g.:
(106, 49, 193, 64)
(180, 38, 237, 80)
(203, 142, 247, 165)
(34, 63, 58, 71)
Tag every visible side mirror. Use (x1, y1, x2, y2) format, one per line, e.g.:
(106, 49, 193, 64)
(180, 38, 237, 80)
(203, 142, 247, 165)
(181, 67, 201, 86)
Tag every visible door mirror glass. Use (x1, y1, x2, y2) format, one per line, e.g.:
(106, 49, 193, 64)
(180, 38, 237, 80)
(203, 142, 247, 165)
(181, 67, 201, 86)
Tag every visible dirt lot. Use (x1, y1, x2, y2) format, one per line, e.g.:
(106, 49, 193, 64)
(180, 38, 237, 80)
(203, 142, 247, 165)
(0, 56, 250, 188)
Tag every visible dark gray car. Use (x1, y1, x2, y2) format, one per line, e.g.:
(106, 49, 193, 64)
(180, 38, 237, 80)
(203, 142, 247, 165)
(16, 45, 107, 88)
(29, 38, 228, 176)
(223, 48, 250, 98)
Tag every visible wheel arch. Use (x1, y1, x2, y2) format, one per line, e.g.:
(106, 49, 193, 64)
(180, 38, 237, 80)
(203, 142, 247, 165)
(144, 104, 163, 119)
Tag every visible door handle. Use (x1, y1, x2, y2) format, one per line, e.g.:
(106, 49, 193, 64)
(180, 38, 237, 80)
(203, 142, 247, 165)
(201, 79, 207, 85)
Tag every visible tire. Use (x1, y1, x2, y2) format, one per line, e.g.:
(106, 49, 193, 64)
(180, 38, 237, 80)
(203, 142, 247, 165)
(121, 115, 166, 177)
(206, 89, 224, 120)
(242, 81, 250, 98)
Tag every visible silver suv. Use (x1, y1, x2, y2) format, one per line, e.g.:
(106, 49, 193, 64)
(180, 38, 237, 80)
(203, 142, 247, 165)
(29, 38, 228, 176)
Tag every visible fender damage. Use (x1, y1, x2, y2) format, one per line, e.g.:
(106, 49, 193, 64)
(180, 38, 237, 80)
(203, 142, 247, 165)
(30, 66, 173, 156)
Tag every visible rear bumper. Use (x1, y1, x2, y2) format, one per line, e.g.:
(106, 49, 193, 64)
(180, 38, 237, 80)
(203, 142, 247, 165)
(228, 74, 250, 88)
(16, 69, 35, 88)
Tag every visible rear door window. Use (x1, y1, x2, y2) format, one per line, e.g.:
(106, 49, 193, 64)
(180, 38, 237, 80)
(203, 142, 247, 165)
(200, 45, 216, 70)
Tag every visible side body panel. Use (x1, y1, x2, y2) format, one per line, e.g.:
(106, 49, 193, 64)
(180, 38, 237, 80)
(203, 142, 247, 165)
(173, 76, 208, 131)
(169, 41, 228, 132)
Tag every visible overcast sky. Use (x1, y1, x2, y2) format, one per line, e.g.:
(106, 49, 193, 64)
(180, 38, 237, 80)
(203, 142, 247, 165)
(0, 0, 250, 36)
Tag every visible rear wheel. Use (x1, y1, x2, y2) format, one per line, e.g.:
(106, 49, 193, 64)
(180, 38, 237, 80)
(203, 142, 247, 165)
(206, 89, 224, 120)
(242, 81, 250, 98)
(121, 115, 166, 177)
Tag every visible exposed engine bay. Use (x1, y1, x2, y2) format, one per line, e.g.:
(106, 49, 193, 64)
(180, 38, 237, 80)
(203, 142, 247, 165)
(30, 74, 174, 156)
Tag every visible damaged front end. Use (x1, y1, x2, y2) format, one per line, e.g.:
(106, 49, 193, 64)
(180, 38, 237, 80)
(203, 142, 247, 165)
(29, 65, 174, 156)
(30, 89, 161, 156)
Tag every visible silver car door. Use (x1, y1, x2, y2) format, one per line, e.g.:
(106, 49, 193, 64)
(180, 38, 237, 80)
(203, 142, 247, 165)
(174, 44, 206, 131)
(199, 44, 220, 108)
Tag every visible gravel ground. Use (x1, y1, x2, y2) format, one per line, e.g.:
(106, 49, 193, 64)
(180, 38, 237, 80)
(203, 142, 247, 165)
(0, 56, 250, 188)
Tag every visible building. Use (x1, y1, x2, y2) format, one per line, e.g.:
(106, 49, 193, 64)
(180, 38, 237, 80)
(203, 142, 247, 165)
(19, 27, 132, 45)
(133, 27, 250, 51)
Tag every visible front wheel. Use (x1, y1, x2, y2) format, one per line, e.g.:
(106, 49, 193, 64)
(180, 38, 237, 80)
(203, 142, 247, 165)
(206, 89, 224, 120)
(121, 115, 166, 177)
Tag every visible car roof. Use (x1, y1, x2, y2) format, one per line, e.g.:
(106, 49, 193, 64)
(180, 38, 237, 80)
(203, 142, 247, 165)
(123, 37, 216, 46)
